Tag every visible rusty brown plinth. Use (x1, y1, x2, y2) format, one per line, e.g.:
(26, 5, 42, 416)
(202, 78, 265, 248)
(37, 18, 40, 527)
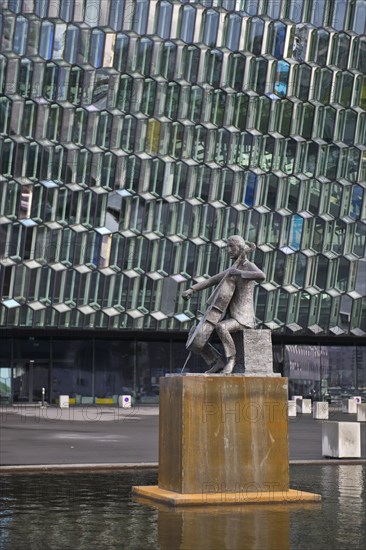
(132, 374, 321, 505)
(158, 375, 290, 495)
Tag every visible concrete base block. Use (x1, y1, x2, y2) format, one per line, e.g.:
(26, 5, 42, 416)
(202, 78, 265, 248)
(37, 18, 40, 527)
(292, 395, 303, 401)
(288, 401, 297, 417)
(342, 399, 357, 413)
(59, 395, 69, 408)
(313, 402, 329, 420)
(357, 403, 366, 422)
(322, 421, 361, 458)
(119, 395, 132, 408)
(296, 398, 312, 414)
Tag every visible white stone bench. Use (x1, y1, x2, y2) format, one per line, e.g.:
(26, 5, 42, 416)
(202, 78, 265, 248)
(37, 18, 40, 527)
(342, 399, 357, 413)
(296, 398, 312, 414)
(357, 403, 366, 422)
(313, 401, 329, 420)
(288, 401, 297, 417)
(322, 421, 361, 458)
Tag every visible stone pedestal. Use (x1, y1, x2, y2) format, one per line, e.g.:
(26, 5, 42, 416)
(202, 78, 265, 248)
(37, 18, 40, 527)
(133, 375, 321, 505)
(357, 403, 366, 422)
(233, 329, 275, 374)
(322, 421, 361, 458)
(313, 401, 329, 420)
(342, 399, 357, 413)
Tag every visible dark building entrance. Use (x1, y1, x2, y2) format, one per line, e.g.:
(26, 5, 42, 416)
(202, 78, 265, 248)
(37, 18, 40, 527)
(12, 361, 50, 403)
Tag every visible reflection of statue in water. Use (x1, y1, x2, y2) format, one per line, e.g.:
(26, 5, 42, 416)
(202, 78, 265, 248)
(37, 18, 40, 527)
(182, 236, 265, 374)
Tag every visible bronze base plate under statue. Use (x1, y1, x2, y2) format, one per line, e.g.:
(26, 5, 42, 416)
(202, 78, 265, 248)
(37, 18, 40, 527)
(133, 375, 321, 506)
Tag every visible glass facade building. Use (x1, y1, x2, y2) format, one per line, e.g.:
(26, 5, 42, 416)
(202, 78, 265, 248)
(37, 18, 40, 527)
(0, 0, 365, 403)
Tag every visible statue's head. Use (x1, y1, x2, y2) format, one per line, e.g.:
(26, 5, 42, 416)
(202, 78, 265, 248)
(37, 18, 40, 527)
(227, 236, 256, 260)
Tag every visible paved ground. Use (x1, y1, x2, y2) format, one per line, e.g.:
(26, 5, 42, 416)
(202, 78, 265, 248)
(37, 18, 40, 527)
(1, 404, 365, 467)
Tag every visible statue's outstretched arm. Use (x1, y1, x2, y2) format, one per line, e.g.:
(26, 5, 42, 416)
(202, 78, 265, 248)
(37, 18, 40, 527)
(182, 271, 226, 300)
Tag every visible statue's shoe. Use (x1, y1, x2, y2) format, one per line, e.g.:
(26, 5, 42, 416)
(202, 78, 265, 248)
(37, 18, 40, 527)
(205, 360, 224, 374)
(222, 357, 236, 374)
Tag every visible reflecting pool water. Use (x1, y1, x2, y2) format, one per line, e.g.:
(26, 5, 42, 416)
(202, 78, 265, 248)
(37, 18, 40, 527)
(0, 465, 365, 550)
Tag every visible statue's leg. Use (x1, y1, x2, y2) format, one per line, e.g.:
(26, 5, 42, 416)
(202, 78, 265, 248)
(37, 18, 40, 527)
(216, 319, 242, 374)
(187, 321, 224, 372)
(201, 343, 225, 373)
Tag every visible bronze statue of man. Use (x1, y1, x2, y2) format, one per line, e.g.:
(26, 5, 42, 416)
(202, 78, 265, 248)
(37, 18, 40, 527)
(182, 236, 265, 374)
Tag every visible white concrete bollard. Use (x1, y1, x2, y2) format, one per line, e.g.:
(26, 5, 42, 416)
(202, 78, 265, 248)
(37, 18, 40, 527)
(296, 398, 312, 414)
(119, 395, 132, 408)
(59, 395, 69, 408)
(288, 401, 297, 417)
(313, 401, 329, 420)
(292, 395, 303, 401)
(322, 421, 361, 458)
(357, 403, 366, 422)
(342, 399, 357, 413)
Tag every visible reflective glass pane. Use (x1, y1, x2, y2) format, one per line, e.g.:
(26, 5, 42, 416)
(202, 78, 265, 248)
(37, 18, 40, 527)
(39, 21, 54, 60)
(179, 5, 196, 43)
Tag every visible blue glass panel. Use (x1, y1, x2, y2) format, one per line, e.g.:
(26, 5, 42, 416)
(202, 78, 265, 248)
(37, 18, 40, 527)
(157, 1, 173, 39)
(244, 173, 257, 207)
(273, 23, 285, 59)
(13, 17, 28, 55)
(267, 1, 281, 19)
(248, 18, 264, 55)
(274, 60, 290, 97)
(114, 34, 129, 72)
(90, 31, 104, 68)
(180, 6, 196, 43)
(109, 0, 124, 30)
(35, 0, 48, 18)
(225, 14, 241, 51)
(161, 41, 177, 80)
(332, 0, 347, 31)
(203, 10, 219, 47)
(133, 0, 149, 35)
(353, 1, 366, 34)
(53, 24, 67, 60)
(289, 215, 304, 251)
(350, 186, 363, 220)
(8, 0, 22, 13)
(244, 0, 259, 16)
(39, 22, 54, 60)
(310, 0, 326, 27)
(60, 0, 74, 22)
(288, 0, 304, 23)
(64, 26, 79, 64)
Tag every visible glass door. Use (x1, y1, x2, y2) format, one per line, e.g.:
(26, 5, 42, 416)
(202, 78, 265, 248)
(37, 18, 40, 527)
(12, 362, 50, 403)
